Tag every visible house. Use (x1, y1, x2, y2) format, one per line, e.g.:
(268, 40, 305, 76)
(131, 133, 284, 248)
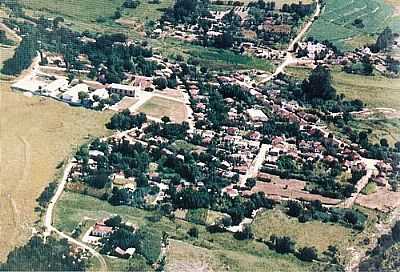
(108, 83, 137, 97)
(91, 221, 113, 238)
(62, 83, 89, 105)
(246, 108, 268, 122)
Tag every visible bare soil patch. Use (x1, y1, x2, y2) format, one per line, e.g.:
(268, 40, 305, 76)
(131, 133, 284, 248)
(356, 187, 400, 212)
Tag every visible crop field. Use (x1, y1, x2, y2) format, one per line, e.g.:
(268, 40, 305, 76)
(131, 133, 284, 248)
(0, 84, 111, 261)
(308, 0, 399, 50)
(20, 0, 173, 34)
(252, 209, 353, 252)
(137, 96, 188, 123)
(56, 192, 317, 271)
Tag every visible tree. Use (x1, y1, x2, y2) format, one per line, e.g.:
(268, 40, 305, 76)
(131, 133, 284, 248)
(245, 178, 256, 188)
(78, 91, 89, 101)
(298, 246, 318, 262)
(392, 221, 400, 242)
(153, 77, 167, 89)
(161, 116, 171, 123)
(269, 235, 296, 254)
(277, 155, 296, 171)
(0, 236, 85, 271)
(301, 65, 337, 100)
(215, 31, 234, 49)
(287, 201, 303, 217)
(188, 227, 199, 238)
(234, 224, 254, 240)
(374, 27, 394, 52)
(136, 173, 149, 187)
(105, 215, 122, 227)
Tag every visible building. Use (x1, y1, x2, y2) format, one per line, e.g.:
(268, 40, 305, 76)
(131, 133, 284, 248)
(91, 222, 113, 238)
(108, 83, 137, 97)
(42, 78, 69, 97)
(246, 108, 269, 122)
(62, 83, 89, 105)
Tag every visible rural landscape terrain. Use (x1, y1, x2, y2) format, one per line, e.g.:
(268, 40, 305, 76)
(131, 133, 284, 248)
(0, 0, 399, 271)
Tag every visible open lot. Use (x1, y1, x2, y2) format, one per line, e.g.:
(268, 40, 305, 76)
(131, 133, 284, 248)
(307, 0, 399, 50)
(356, 187, 400, 212)
(137, 96, 188, 123)
(252, 209, 353, 252)
(0, 83, 111, 261)
(250, 177, 341, 205)
(21, 0, 173, 34)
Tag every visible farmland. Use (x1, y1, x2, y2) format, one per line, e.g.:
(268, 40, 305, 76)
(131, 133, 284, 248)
(20, 0, 173, 34)
(137, 96, 188, 123)
(307, 0, 399, 50)
(0, 83, 111, 261)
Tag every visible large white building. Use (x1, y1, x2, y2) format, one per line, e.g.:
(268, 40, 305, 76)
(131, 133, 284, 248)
(108, 83, 137, 97)
(42, 78, 69, 97)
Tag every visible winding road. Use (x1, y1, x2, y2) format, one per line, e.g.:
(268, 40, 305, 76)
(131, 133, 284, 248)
(43, 161, 108, 271)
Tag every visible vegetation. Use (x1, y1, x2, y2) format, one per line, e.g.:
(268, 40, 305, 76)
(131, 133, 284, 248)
(106, 110, 147, 130)
(307, 0, 398, 50)
(0, 236, 85, 271)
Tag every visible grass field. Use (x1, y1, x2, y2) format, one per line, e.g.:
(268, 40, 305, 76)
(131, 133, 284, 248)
(308, 0, 399, 50)
(331, 71, 400, 110)
(155, 38, 275, 72)
(21, 0, 173, 34)
(252, 209, 353, 252)
(55, 192, 317, 271)
(137, 96, 188, 123)
(286, 66, 400, 110)
(0, 84, 111, 261)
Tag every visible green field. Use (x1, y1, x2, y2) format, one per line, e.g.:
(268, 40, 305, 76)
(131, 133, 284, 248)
(308, 0, 399, 50)
(55, 192, 317, 271)
(155, 38, 275, 72)
(287, 66, 400, 110)
(252, 209, 353, 252)
(20, 0, 173, 34)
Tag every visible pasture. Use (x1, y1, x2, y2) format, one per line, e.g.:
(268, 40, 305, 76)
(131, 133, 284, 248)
(0, 84, 111, 261)
(307, 0, 399, 50)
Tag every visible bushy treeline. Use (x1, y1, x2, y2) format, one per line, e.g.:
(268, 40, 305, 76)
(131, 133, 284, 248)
(0, 236, 86, 271)
(1, 34, 38, 75)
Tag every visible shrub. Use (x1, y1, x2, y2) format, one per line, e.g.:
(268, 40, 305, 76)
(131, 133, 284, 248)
(297, 246, 318, 262)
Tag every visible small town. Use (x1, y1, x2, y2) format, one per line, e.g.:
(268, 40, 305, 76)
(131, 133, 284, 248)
(0, 0, 399, 271)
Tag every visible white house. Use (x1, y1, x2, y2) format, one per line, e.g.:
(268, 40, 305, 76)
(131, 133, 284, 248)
(90, 88, 109, 100)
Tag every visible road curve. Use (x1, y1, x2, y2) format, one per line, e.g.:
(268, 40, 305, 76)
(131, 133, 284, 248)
(43, 160, 108, 271)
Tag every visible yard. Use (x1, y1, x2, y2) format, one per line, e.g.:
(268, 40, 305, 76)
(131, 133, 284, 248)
(0, 84, 111, 261)
(307, 0, 399, 50)
(137, 96, 188, 123)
